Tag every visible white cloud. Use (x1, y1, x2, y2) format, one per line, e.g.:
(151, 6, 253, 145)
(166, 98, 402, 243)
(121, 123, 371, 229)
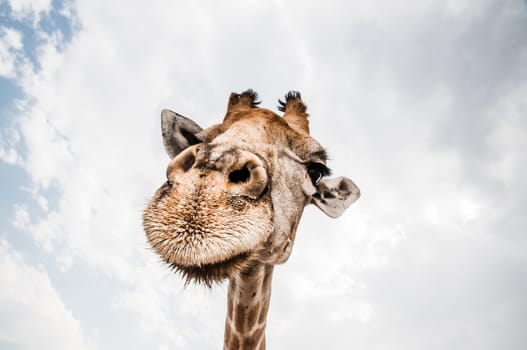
(0, 127, 22, 164)
(6, 0, 52, 23)
(0, 239, 94, 350)
(0, 145, 21, 164)
(0, 27, 23, 78)
(10, 204, 29, 229)
(1, 27, 23, 50)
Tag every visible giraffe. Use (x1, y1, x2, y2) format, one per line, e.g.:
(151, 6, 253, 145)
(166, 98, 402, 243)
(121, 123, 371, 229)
(143, 90, 360, 349)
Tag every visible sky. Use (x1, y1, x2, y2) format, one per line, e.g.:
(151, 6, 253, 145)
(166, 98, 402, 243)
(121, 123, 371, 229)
(0, 0, 526, 349)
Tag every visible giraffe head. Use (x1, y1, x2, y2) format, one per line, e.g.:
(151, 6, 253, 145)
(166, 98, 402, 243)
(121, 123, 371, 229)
(143, 90, 360, 285)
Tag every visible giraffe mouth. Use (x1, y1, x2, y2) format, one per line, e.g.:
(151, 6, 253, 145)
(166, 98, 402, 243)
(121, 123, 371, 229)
(169, 251, 256, 286)
(143, 167, 274, 286)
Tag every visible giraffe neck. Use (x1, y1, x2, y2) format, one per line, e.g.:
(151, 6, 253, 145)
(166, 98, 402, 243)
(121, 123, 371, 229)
(224, 264, 274, 350)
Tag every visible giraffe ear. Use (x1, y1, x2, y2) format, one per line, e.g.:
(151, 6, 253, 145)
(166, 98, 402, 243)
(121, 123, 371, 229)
(161, 109, 203, 159)
(311, 177, 360, 218)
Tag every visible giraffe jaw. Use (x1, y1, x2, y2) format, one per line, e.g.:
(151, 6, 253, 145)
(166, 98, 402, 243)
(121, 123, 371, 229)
(168, 251, 258, 286)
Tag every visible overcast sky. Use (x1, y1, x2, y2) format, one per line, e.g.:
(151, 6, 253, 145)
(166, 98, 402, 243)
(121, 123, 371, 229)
(1, 0, 526, 349)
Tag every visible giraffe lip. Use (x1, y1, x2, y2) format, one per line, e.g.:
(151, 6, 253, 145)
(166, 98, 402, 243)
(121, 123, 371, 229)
(170, 251, 254, 286)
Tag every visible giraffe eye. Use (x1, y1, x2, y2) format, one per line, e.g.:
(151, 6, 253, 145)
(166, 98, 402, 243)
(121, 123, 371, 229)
(306, 162, 331, 186)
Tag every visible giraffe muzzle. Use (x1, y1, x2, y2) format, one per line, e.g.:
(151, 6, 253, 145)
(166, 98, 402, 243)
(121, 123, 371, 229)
(167, 145, 269, 200)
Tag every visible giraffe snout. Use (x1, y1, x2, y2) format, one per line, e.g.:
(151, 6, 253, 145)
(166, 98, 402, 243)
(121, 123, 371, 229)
(167, 145, 268, 200)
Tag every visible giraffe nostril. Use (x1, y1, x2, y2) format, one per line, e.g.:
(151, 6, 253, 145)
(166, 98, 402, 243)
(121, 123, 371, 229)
(226, 154, 268, 199)
(166, 145, 198, 179)
(228, 165, 251, 184)
(181, 152, 195, 172)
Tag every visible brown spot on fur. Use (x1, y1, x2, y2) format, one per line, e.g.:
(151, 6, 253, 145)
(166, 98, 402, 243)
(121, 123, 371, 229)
(258, 297, 270, 325)
(227, 294, 234, 318)
(242, 335, 258, 350)
(230, 334, 240, 349)
(253, 327, 265, 342)
(224, 322, 232, 346)
(247, 305, 258, 331)
(236, 304, 247, 333)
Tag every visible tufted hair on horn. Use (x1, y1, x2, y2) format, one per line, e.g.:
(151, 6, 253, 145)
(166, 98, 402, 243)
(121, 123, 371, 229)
(224, 89, 261, 122)
(278, 91, 310, 135)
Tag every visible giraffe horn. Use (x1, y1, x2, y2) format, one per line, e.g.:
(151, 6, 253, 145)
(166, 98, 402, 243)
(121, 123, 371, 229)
(278, 91, 309, 135)
(224, 89, 261, 122)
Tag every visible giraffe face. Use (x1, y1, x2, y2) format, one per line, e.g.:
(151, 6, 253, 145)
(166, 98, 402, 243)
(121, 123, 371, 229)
(143, 91, 360, 285)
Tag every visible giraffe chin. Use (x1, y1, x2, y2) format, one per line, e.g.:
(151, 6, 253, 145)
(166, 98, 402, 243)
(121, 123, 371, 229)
(169, 251, 258, 287)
